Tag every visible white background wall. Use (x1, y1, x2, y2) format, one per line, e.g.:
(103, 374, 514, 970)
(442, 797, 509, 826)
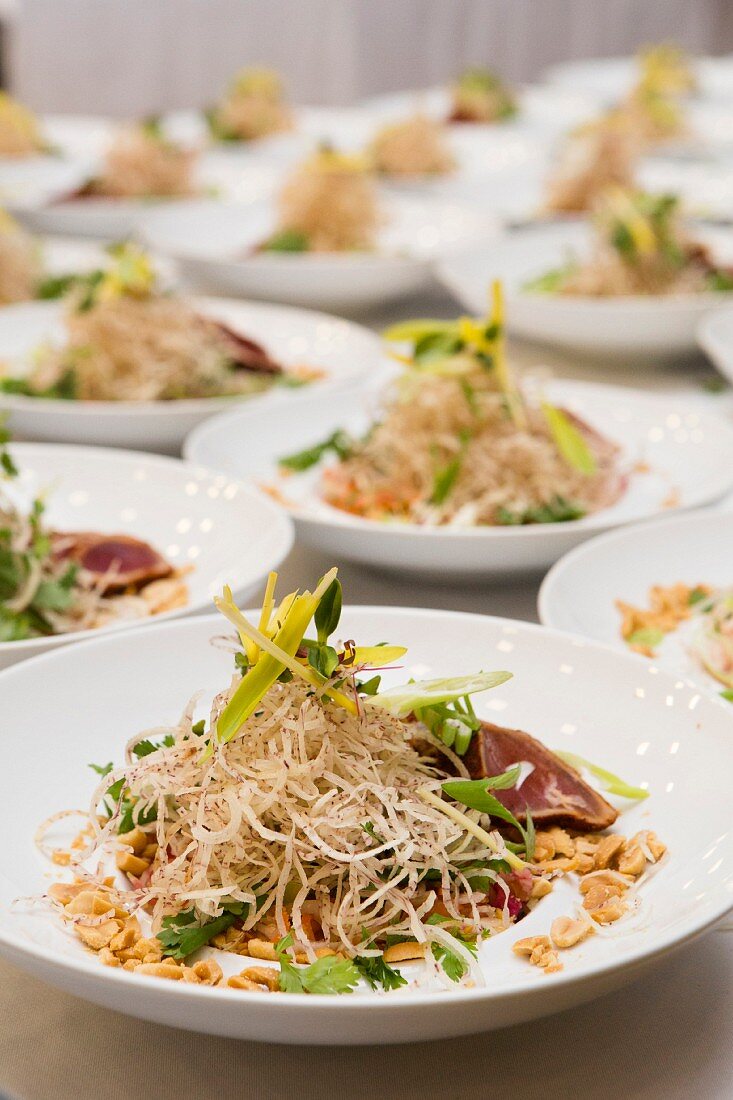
(5, 0, 733, 115)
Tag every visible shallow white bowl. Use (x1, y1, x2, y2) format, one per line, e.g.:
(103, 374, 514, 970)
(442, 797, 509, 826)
(0, 606, 730, 1043)
(184, 379, 733, 579)
(0, 155, 90, 213)
(697, 303, 733, 384)
(538, 509, 733, 698)
(438, 221, 733, 360)
(9, 152, 280, 240)
(363, 83, 603, 138)
(0, 296, 383, 451)
(138, 195, 498, 311)
(545, 54, 733, 103)
(0, 442, 293, 668)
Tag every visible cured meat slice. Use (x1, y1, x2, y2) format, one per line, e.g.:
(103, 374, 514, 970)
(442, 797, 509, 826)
(208, 320, 283, 375)
(463, 720, 619, 831)
(52, 532, 172, 593)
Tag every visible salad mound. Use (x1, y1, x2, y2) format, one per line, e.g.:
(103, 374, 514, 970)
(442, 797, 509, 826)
(261, 148, 380, 254)
(75, 119, 196, 200)
(527, 189, 733, 298)
(42, 569, 663, 994)
(448, 68, 517, 124)
(208, 67, 294, 143)
(279, 284, 625, 526)
(369, 114, 455, 179)
(0, 243, 311, 402)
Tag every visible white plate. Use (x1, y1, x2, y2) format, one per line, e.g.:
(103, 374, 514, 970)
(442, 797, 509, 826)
(545, 54, 733, 103)
(0, 297, 383, 451)
(9, 152, 280, 241)
(0, 606, 730, 1043)
(138, 195, 499, 311)
(363, 83, 603, 137)
(438, 221, 733, 360)
(0, 155, 90, 212)
(183, 379, 733, 579)
(0, 442, 292, 668)
(538, 509, 733, 699)
(697, 303, 733, 384)
(163, 106, 370, 163)
(41, 114, 117, 162)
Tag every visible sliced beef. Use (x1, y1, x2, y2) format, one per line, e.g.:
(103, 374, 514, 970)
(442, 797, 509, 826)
(463, 720, 618, 831)
(52, 532, 172, 593)
(207, 320, 283, 375)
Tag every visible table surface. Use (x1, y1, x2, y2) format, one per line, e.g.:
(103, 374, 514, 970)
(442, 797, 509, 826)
(2, 283, 732, 1100)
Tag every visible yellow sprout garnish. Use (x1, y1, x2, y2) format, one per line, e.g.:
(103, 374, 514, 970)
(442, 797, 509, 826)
(94, 243, 157, 305)
(231, 67, 284, 100)
(0, 92, 42, 148)
(603, 186, 657, 255)
(306, 147, 370, 175)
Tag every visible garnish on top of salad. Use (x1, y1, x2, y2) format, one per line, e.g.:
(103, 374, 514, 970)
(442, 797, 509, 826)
(207, 67, 294, 143)
(448, 68, 517, 124)
(526, 188, 733, 297)
(368, 114, 455, 179)
(41, 568, 663, 993)
(0, 243, 316, 402)
(0, 426, 187, 642)
(636, 43, 697, 98)
(545, 114, 640, 215)
(618, 581, 733, 697)
(260, 148, 380, 253)
(0, 92, 46, 157)
(278, 284, 626, 526)
(71, 119, 196, 200)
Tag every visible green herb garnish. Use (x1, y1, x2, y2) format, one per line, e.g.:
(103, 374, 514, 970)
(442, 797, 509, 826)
(157, 909, 238, 960)
(279, 430, 354, 472)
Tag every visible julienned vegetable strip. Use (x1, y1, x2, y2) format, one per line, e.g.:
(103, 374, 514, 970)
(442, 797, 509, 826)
(416, 787, 526, 871)
(555, 751, 649, 800)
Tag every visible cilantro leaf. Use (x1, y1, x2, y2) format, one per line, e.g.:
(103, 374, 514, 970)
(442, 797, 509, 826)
(279, 430, 354, 472)
(353, 953, 407, 991)
(157, 909, 237, 960)
(275, 933, 361, 995)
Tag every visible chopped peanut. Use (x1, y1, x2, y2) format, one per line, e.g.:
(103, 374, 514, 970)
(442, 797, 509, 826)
(115, 850, 150, 877)
(634, 830, 667, 862)
(117, 827, 148, 856)
(135, 962, 184, 980)
(76, 919, 121, 951)
(247, 939, 279, 961)
(383, 942, 426, 963)
(617, 844, 646, 877)
(99, 948, 120, 967)
(187, 959, 223, 986)
(530, 877, 553, 899)
(589, 896, 627, 925)
(238, 966, 280, 992)
(227, 975, 268, 991)
(513, 935, 551, 958)
(550, 915, 593, 949)
(545, 827, 575, 858)
(532, 832, 556, 862)
(579, 870, 632, 894)
(593, 835, 626, 870)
